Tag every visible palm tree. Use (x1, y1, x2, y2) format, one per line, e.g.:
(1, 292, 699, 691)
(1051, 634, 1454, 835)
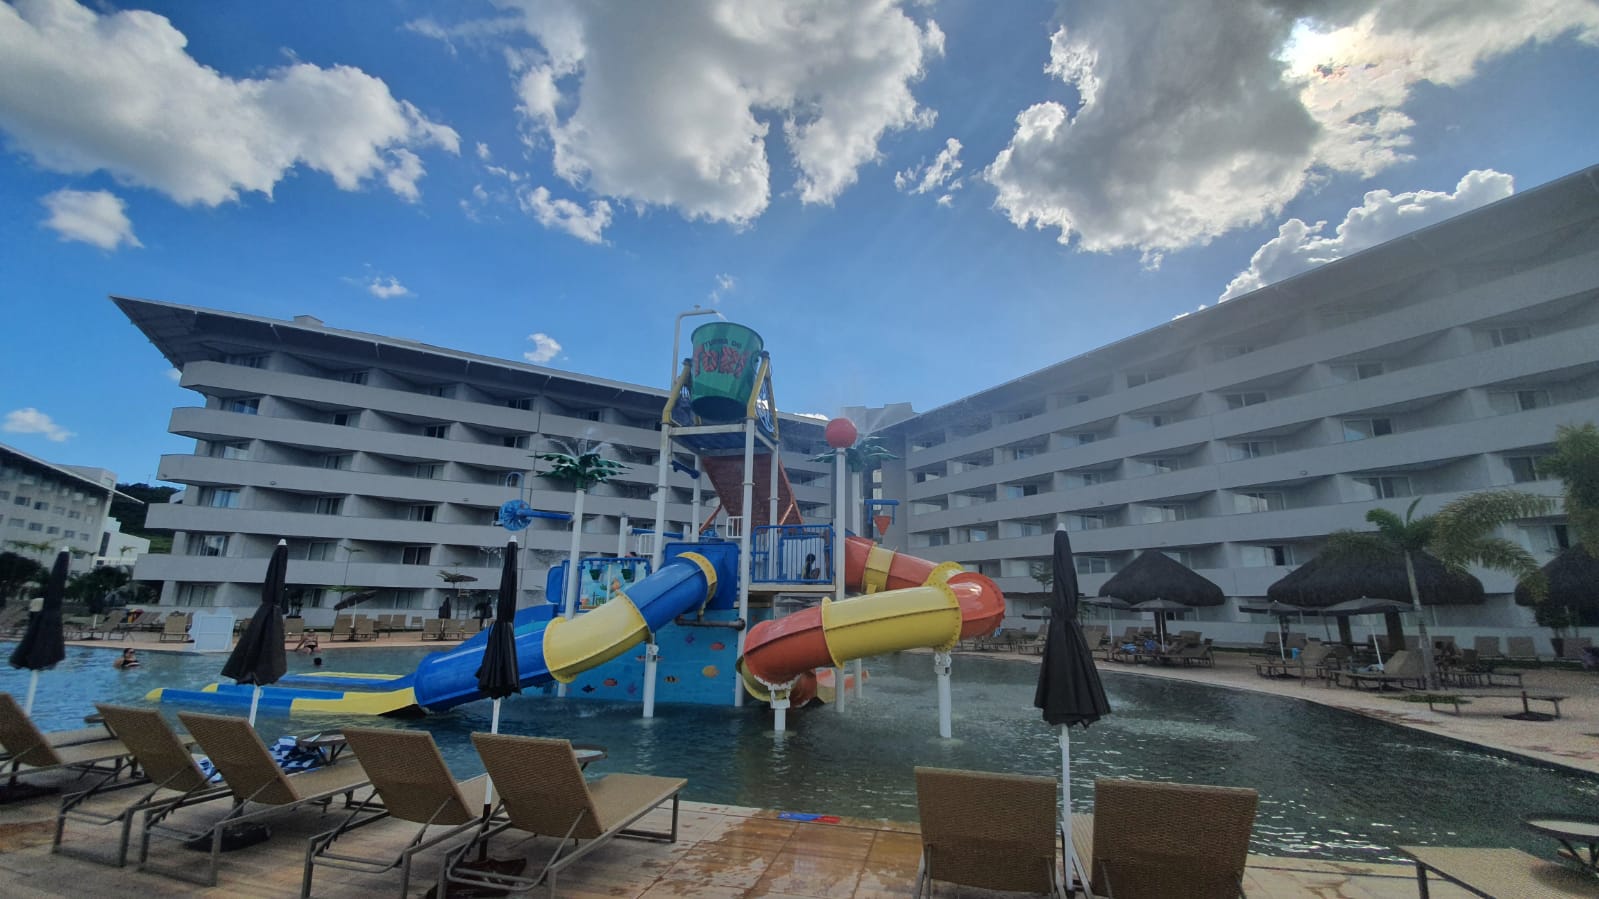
(1320, 491, 1552, 688)
(811, 436, 898, 532)
(1538, 422, 1599, 553)
(535, 445, 627, 619)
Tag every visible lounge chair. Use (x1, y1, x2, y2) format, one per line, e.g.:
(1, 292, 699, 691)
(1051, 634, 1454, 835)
(1560, 636, 1592, 661)
(157, 614, 191, 643)
(441, 620, 465, 641)
(330, 615, 354, 642)
(913, 766, 1067, 898)
(1338, 650, 1427, 691)
(302, 727, 491, 897)
(1399, 845, 1594, 898)
(1256, 642, 1332, 683)
(352, 617, 377, 642)
(1173, 640, 1216, 668)
(421, 619, 443, 640)
(1506, 636, 1540, 661)
(0, 695, 118, 764)
(140, 712, 374, 886)
(408, 615, 424, 631)
(1473, 636, 1503, 661)
(54, 705, 224, 867)
(440, 733, 685, 898)
(462, 618, 483, 638)
(284, 618, 304, 642)
(1072, 778, 1258, 898)
(0, 693, 134, 801)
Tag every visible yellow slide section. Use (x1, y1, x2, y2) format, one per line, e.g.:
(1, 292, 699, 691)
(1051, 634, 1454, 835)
(818, 580, 962, 665)
(542, 594, 650, 683)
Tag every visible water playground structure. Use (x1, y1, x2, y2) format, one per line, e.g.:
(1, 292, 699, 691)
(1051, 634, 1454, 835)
(149, 320, 1006, 735)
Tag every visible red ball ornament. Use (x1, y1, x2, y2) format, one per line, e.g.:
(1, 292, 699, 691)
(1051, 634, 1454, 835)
(825, 417, 858, 449)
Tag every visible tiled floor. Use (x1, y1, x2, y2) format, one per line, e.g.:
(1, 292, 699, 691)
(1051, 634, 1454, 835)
(0, 777, 1489, 898)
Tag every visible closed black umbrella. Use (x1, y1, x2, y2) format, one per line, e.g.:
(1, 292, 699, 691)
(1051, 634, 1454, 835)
(474, 539, 521, 820)
(221, 540, 288, 725)
(1033, 529, 1110, 892)
(438, 596, 453, 620)
(9, 550, 68, 714)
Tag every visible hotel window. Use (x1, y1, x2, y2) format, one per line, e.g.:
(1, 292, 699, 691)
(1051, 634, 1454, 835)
(0, 491, 7, 502)
(1353, 476, 1412, 500)
(407, 504, 437, 522)
(1072, 433, 1097, 445)
(1066, 513, 1106, 531)
(1225, 392, 1268, 409)
(1233, 491, 1285, 514)
(7, 519, 22, 528)
(1126, 371, 1167, 387)
(330, 412, 357, 427)
(223, 353, 266, 368)
(306, 541, 337, 561)
(414, 463, 442, 479)
(186, 534, 229, 557)
(506, 397, 533, 411)
(62, 530, 75, 539)
(208, 441, 251, 460)
(336, 370, 368, 385)
(67, 510, 81, 520)
(1506, 455, 1550, 483)
(1489, 389, 1551, 414)
(1525, 524, 1571, 554)
(504, 472, 522, 488)
(1163, 550, 1193, 567)
(1342, 418, 1394, 441)
(1012, 446, 1036, 460)
(421, 384, 448, 397)
(199, 487, 239, 508)
(423, 424, 450, 439)
(1488, 326, 1533, 347)
(1075, 556, 1112, 575)
(1228, 440, 1276, 460)
(52, 505, 65, 515)
(1004, 484, 1041, 500)
(1240, 544, 1294, 567)
(1220, 344, 1256, 358)
(28, 523, 42, 531)
(226, 397, 260, 415)
(313, 496, 343, 515)
(502, 434, 530, 449)
(176, 583, 219, 607)
(1016, 520, 1046, 537)
(926, 533, 948, 547)
(320, 454, 351, 470)
(12, 495, 26, 506)
(45, 526, 58, 535)
(1141, 504, 1189, 524)
(1331, 362, 1385, 382)
(401, 546, 432, 565)
(390, 589, 423, 609)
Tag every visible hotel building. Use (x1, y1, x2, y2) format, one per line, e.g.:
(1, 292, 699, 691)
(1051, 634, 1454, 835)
(119, 165, 1597, 645)
(1, 442, 132, 576)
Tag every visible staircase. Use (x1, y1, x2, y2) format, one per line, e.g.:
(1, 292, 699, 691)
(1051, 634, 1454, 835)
(699, 454, 804, 529)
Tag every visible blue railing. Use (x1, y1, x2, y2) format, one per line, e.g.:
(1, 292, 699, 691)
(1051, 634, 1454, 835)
(750, 524, 833, 584)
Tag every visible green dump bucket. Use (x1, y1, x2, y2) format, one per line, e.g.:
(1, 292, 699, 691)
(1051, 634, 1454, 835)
(690, 322, 765, 422)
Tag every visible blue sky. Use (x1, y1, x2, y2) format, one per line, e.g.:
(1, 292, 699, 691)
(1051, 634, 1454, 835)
(2, 0, 1597, 484)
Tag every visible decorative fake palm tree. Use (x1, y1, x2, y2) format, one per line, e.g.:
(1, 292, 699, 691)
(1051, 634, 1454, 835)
(811, 436, 898, 532)
(536, 446, 628, 619)
(1320, 491, 1552, 689)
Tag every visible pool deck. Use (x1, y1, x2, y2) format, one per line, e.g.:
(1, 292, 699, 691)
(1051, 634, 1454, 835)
(0, 777, 1483, 897)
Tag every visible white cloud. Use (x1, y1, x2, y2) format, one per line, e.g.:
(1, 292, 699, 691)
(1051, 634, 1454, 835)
(368, 276, 412, 299)
(476, 141, 492, 161)
(3, 408, 74, 442)
(1219, 168, 1514, 300)
(40, 188, 140, 249)
(709, 272, 736, 304)
(0, 0, 460, 208)
(985, 0, 1598, 262)
(894, 137, 962, 195)
(936, 193, 953, 208)
(517, 185, 611, 243)
(523, 332, 562, 364)
(475, 0, 943, 225)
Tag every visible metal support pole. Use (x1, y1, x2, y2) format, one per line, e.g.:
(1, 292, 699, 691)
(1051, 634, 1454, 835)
(935, 651, 953, 738)
(769, 445, 779, 526)
(690, 454, 701, 544)
(651, 429, 670, 570)
(617, 513, 629, 558)
(834, 448, 848, 711)
(642, 641, 660, 718)
(735, 419, 755, 707)
(558, 487, 586, 698)
(772, 693, 790, 734)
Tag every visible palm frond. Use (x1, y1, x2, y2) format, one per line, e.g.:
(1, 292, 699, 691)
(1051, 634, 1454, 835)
(1541, 423, 1599, 552)
(1455, 535, 1548, 598)
(1431, 490, 1555, 556)
(1318, 530, 1401, 562)
(1362, 508, 1408, 542)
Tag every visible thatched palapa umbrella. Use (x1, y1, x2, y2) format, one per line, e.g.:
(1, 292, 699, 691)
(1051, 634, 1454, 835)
(1514, 545, 1599, 630)
(1098, 550, 1223, 645)
(1268, 550, 1483, 652)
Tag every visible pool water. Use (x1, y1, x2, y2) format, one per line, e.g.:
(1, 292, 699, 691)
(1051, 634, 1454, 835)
(5, 644, 1594, 863)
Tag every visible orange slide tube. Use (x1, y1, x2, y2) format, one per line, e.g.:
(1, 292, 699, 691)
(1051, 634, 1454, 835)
(738, 537, 1006, 704)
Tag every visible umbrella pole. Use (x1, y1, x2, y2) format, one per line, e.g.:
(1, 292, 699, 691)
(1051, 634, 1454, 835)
(247, 686, 261, 727)
(1061, 725, 1091, 896)
(23, 670, 39, 716)
(478, 697, 503, 863)
(642, 641, 660, 719)
(1371, 632, 1384, 670)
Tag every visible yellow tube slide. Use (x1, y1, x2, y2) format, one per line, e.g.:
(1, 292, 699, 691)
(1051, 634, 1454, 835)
(542, 595, 650, 683)
(818, 579, 963, 665)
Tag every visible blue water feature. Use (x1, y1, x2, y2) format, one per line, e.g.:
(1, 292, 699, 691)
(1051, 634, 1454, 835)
(6, 646, 1594, 865)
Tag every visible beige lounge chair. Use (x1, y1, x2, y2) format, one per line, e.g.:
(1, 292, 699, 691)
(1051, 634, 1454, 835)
(302, 728, 490, 897)
(157, 614, 191, 643)
(0, 695, 117, 764)
(913, 766, 1067, 898)
(1473, 636, 1503, 660)
(284, 618, 304, 642)
(441, 620, 465, 641)
(1072, 778, 1258, 898)
(1340, 650, 1427, 690)
(54, 705, 224, 867)
(330, 615, 354, 641)
(0, 693, 134, 800)
(421, 619, 443, 640)
(1506, 636, 1540, 660)
(141, 712, 374, 886)
(352, 617, 377, 642)
(440, 733, 685, 898)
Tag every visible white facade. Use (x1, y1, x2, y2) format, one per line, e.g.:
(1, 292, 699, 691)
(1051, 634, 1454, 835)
(870, 165, 1599, 647)
(96, 518, 150, 570)
(0, 443, 125, 575)
(117, 300, 832, 624)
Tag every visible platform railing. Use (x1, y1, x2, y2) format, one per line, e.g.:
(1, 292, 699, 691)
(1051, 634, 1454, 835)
(750, 524, 833, 584)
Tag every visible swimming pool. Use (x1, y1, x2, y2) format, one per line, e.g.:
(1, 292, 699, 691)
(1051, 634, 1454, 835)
(5, 644, 1593, 863)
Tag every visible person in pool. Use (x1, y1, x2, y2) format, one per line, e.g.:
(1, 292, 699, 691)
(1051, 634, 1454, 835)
(113, 648, 140, 669)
